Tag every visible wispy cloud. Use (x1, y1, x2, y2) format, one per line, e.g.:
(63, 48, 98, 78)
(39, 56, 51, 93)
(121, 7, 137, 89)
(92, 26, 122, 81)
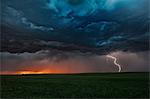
(21, 17, 54, 31)
(3, 7, 54, 31)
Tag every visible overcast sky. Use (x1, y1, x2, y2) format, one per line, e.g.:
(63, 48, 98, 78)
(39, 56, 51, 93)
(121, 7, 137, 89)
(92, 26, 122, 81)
(0, 0, 149, 74)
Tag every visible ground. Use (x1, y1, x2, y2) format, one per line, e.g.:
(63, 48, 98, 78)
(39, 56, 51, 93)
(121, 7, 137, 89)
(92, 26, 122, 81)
(0, 72, 149, 98)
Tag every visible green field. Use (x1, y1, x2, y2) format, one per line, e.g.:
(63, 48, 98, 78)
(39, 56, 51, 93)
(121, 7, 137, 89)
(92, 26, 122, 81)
(0, 73, 149, 98)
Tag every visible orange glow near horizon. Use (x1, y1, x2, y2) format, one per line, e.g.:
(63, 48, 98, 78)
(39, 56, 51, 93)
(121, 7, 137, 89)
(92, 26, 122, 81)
(17, 69, 71, 74)
(17, 70, 51, 75)
(0, 58, 102, 75)
(0, 68, 74, 75)
(0, 70, 70, 75)
(0, 70, 69, 75)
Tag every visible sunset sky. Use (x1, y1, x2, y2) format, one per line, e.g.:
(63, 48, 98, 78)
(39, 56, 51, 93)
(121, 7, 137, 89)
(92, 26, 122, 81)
(1, 0, 149, 74)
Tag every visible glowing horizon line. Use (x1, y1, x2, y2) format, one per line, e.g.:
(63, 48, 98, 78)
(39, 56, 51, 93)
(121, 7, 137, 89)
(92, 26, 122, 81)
(106, 55, 122, 72)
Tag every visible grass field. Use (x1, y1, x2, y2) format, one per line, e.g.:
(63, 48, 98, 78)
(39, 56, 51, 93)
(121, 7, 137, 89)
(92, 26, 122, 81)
(0, 72, 149, 98)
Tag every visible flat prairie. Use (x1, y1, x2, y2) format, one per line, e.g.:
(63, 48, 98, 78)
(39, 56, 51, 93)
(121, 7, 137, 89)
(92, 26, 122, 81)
(1, 72, 149, 98)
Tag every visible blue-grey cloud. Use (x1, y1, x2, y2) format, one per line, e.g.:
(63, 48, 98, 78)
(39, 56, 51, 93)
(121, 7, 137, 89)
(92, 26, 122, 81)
(1, 0, 149, 54)
(2, 6, 54, 32)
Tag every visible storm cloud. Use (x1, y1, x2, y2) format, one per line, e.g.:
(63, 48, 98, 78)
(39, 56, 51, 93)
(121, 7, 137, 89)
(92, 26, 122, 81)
(1, 0, 149, 54)
(0, 0, 149, 73)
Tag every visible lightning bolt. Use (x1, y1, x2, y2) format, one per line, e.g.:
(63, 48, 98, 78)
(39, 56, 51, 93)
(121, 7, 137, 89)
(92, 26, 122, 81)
(106, 55, 122, 72)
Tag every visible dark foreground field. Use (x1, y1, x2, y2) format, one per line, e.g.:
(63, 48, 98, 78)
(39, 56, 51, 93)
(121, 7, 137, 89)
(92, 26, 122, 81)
(0, 72, 149, 98)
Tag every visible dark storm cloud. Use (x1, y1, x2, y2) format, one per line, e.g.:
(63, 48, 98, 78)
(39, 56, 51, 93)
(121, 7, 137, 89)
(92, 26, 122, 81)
(1, 0, 149, 54)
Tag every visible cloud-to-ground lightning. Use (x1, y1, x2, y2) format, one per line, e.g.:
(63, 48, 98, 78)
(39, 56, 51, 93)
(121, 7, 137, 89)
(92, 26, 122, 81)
(106, 55, 122, 72)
